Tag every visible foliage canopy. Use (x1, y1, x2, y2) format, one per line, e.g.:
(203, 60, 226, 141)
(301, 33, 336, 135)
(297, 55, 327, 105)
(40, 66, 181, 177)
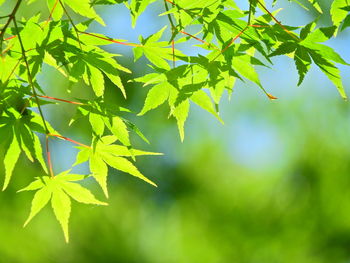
(0, 0, 349, 242)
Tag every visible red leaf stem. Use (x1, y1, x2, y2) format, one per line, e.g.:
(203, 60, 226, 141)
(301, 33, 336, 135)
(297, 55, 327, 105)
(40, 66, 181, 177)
(48, 133, 91, 149)
(36, 95, 84, 105)
(79, 31, 142, 47)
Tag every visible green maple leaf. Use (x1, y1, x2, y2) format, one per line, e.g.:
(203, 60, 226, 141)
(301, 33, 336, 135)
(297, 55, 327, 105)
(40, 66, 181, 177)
(19, 170, 107, 243)
(74, 136, 161, 197)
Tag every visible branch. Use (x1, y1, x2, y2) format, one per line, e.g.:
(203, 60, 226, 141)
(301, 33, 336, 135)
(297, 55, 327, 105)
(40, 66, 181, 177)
(0, 15, 10, 20)
(13, 17, 49, 134)
(0, 0, 22, 53)
(210, 2, 254, 62)
(164, 0, 176, 68)
(13, 11, 55, 176)
(58, 0, 83, 49)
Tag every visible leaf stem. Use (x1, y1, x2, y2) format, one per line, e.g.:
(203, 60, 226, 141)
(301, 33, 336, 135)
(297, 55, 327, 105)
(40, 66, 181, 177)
(46, 135, 55, 178)
(4, 58, 21, 83)
(256, 0, 299, 41)
(35, 95, 85, 105)
(210, 2, 254, 62)
(78, 31, 142, 47)
(48, 134, 91, 149)
(210, 26, 248, 62)
(43, 0, 59, 26)
(180, 30, 219, 50)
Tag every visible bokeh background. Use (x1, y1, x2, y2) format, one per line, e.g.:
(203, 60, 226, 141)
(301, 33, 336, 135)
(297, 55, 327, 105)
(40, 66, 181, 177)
(1, 0, 350, 262)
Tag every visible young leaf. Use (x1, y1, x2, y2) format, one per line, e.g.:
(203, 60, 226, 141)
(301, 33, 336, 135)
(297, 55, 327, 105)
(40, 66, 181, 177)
(24, 187, 52, 227)
(61, 181, 108, 205)
(294, 46, 311, 86)
(89, 113, 105, 136)
(331, 0, 349, 29)
(64, 0, 105, 26)
(88, 65, 105, 97)
(138, 82, 171, 115)
(90, 153, 109, 198)
(51, 188, 71, 243)
(172, 100, 190, 142)
(3, 133, 21, 190)
(108, 116, 130, 146)
(103, 154, 157, 187)
(191, 90, 223, 124)
(33, 134, 48, 174)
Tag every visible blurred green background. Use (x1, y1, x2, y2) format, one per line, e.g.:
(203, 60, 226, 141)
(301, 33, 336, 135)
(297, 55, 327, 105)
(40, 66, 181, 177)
(1, 0, 350, 262)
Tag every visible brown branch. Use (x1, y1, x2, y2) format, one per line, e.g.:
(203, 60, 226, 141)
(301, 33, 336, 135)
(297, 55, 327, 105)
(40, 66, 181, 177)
(0, 15, 11, 19)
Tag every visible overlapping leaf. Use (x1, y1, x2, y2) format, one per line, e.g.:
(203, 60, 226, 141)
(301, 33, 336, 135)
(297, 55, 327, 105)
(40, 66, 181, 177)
(74, 135, 161, 197)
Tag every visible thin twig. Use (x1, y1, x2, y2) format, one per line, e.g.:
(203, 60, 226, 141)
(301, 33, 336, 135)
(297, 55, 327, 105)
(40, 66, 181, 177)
(180, 30, 219, 50)
(78, 31, 142, 47)
(58, 0, 83, 49)
(4, 58, 21, 83)
(171, 39, 175, 68)
(211, 26, 248, 62)
(256, 0, 299, 41)
(48, 133, 91, 149)
(1, 0, 63, 55)
(13, 11, 55, 176)
(164, 0, 176, 68)
(13, 17, 50, 133)
(210, 1, 253, 62)
(36, 94, 85, 105)
(46, 135, 55, 178)
(164, 0, 203, 19)
(13, 13, 57, 174)
(0, 0, 22, 53)
(43, 0, 59, 27)
(248, 0, 253, 25)
(4, 35, 16, 41)
(0, 15, 10, 19)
